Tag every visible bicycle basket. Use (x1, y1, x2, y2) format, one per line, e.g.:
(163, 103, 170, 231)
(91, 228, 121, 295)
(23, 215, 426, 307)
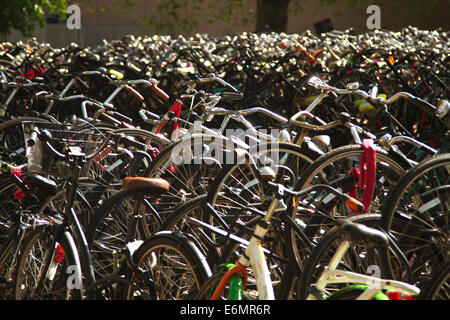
(24, 124, 104, 178)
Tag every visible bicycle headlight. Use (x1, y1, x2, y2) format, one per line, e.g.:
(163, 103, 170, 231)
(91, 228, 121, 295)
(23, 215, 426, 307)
(436, 100, 449, 118)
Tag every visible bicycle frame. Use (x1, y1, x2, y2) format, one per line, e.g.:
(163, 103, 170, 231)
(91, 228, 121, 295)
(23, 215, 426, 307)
(206, 178, 364, 300)
(208, 197, 278, 300)
(308, 239, 420, 300)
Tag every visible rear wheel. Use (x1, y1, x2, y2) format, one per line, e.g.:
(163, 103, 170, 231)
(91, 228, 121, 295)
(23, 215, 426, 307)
(418, 261, 450, 300)
(296, 214, 388, 300)
(125, 231, 212, 300)
(13, 226, 83, 300)
(286, 144, 410, 275)
(381, 153, 450, 285)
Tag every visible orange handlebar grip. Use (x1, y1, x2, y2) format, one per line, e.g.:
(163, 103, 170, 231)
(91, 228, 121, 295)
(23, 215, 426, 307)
(125, 85, 144, 102)
(345, 197, 365, 213)
(151, 84, 170, 101)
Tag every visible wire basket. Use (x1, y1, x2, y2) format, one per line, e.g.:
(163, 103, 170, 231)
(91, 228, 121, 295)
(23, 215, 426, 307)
(24, 124, 105, 178)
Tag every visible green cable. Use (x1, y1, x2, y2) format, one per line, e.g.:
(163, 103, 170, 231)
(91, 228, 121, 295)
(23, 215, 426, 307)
(326, 285, 389, 300)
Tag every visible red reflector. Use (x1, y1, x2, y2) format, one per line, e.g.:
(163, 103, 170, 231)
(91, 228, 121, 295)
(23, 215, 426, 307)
(14, 190, 26, 200)
(54, 244, 65, 264)
(388, 291, 400, 300)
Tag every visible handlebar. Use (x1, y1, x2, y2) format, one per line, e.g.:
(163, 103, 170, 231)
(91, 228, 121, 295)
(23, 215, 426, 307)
(78, 69, 170, 101)
(186, 73, 240, 93)
(268, 181, 365, 213)
(289, 110, 376, 140)
(1, 79, 46, 89)
(124, 79, 170, 101)
(81, 100, 132, 124)
(307, 76, 436, 113)
(192, 102, 288, 125)
(37, 129, 116, 162)
(34, 93, 87, 102)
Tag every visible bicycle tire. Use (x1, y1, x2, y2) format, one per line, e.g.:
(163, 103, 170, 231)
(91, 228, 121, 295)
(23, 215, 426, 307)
(86, 189, 161, 280)
(124, 231, 212, 300)
(159, 142, 320, 299)
(296, 214, 388, 300)
(285, 143, 411, 275)
(13, 225, 83, 300)
(205, 141, 320, 256)
(0, 224, 45, 299)
(141, 133, 242, 237)
(381, 153, 449, 285)
(417, 261, 449, 300)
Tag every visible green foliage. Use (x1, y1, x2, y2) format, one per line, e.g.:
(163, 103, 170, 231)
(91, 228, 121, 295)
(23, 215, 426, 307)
(0, 0, 67, 36)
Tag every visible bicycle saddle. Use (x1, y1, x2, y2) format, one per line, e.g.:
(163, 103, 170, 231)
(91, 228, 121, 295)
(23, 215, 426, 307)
(122, 177, 170, 196)
(337, 220, 389, 248)
(22, 174, 59, 197)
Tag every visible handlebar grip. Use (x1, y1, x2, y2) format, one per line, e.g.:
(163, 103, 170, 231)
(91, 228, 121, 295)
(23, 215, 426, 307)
(219, 91, 244, 101)
(142, 110, 160, 120)
(107, 111, 133, 124)
(125, 85, 144, 102)
(151, 84, 169, 101)
(345, 197, 365, 214)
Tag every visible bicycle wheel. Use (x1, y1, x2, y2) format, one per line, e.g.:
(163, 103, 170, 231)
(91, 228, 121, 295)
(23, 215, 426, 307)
(141, 133, 240, 238)
(161, 193, 296, 299)
(285, 144, 410, 275)
(124, 231, 212, 300)
(72, 126, 169, 229)
(13, 225, 83, 300)
(86, 189, 161, 280)
(0, 174, 22, 234)
(296, 214, 389, 300)
(0, 223, 44, 299)
(0, 175, 84, 299)
(381, 153, 449, 285)
(159, 141, 314, 244)
(158, 194, 212, 257)
(418, 261, 449, 300)
(207, 141, 320, 210)
(162, 142, 319, 299)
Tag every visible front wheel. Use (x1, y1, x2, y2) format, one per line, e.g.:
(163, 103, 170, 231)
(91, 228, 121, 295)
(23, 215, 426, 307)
(124, 231, 212, 300)
(13, 226, 83, 300)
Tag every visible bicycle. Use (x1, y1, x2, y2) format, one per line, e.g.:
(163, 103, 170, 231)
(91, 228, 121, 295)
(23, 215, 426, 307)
(9, 126, 126, 299)
(297, 218, 420, 300)
(185, 180, 365, 300)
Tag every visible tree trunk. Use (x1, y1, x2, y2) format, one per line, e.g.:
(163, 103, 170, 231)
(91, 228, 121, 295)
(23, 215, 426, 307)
(256, 0, 290, 33)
